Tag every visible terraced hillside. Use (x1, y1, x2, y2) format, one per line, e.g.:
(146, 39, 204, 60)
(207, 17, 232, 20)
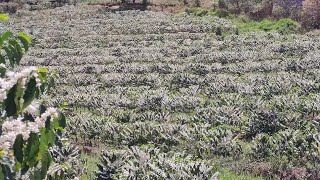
(2, 4, 320, 178)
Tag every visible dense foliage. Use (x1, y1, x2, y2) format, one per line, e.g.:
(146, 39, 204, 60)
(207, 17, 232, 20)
(97, 146, 218, 179)
(0, 14, 66, 179)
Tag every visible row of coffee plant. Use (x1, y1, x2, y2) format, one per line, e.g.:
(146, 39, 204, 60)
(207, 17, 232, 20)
(2, 5, 320, 178)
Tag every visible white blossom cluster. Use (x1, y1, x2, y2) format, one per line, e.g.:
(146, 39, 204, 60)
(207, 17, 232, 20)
(0, 66, 38, 102)
(0, 64, 58, 171)
(0, 106, 58, 164)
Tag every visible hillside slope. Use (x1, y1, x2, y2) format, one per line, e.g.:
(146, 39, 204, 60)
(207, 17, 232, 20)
(1, 4, 320, 178)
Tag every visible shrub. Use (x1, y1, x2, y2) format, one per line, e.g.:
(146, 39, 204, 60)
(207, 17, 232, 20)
(223, 0, 245, 13)
(142, 0, 148, 6)
(302, 0, 320, 29)
(215, 26, 223, 36)
(50, 0, 70, 7)
(248, 0, 274, 20)
(0, 3, 18, 14)
(212, 9, 229, 18)
(272, 18, 300, 33)
(218, 0, 227, 9)
(215, 0, 275, 20)
(252, 129, 320, 166)
(246, 110, 283, 138)
(273, 0, 303, 20)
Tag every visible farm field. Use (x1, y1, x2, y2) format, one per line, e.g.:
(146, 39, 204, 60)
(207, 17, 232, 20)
(2, 4, 320, 179)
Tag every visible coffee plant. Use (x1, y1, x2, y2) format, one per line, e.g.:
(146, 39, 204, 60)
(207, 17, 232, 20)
(97, 146, 218, 179)
(0, 14, 66, 179)
(47, 144, 83, 179)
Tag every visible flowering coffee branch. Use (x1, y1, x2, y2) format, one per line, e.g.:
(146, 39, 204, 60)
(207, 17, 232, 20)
(0, 14, 66, 179)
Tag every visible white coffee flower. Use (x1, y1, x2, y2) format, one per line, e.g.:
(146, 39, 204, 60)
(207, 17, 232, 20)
(25, 101, 40, 117)
(0, 90, 6, 101)
(1, 142, 11, 151)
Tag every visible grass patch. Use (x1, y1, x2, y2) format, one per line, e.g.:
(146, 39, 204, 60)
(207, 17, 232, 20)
(218, 169, 263, 180)
(185, 7, 300, 34)
(185, 7, 229, 18)
(80, 153, 99, 180)
(185, 7, 212, 17)
(232, 17, 300, 34)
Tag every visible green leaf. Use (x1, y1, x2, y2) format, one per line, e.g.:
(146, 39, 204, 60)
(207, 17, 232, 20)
(39, 128, 50, 154)
(0, 65, 5, 77)
(8, 44, 21, 66)
(18, 36, 29, 52)
(28, 169, 42, 180)
(3, 46, 14, 67)
(0, 14, 9, 21)
(60, 101, 68, 109)
(40, 104, 46, 115)
(14, 162, 22, 172)
(0, 165, 14, 179)
(47, 129, 56, 145)
(24, 133, 40, 168)
(1, 31, 13, 42)
(10, 40, 23, 64)
(5, 84, 18, 116)
(0, 166, 3, 180)
(40, 152, 51, 179)
(58, 113, 66, 129)
(0, 54, 5, 64)
(38, 128, 54, 178)
(13, 134, 24, 164)
(45, 117, 51, 130)
(38, 67, 48, 73)
(53, 119, 60, 130)
(62, 101, 68, 106)
(14, 78, 24, 113)
(22, 77, 37, 109)
(18, 32, 32, 44)
(53, 114, 65, 132)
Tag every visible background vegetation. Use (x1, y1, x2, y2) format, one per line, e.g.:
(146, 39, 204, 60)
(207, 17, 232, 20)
(0, 0, 319, 179)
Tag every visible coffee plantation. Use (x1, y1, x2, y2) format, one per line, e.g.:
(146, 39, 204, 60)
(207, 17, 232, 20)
(0, 4, 320, 179)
